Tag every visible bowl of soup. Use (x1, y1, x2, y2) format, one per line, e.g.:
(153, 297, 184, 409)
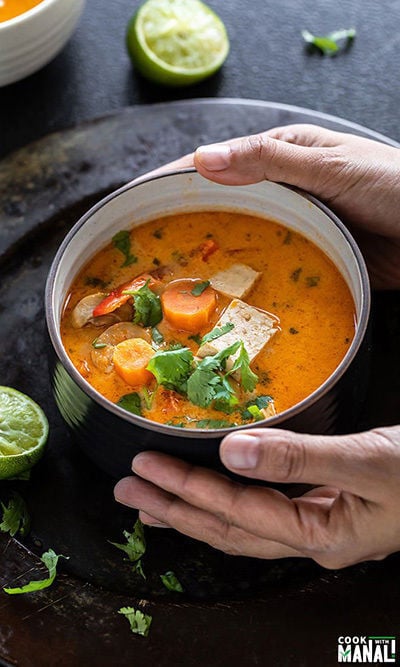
(0, 0, 85, 87)
(45, 169, 370, 478)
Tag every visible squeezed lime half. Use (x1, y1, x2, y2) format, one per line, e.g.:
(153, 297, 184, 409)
(126, 0, 230, 86)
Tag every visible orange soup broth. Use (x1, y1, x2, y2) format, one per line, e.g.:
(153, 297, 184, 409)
(0, 0, 44, 22)
(61, 211, 356, 426)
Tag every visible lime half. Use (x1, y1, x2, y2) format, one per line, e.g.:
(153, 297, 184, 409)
(0, 387, 48, 480)
(126, 0, 230, 86)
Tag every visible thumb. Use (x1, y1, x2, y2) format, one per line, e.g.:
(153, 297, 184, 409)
(219, 427, 400, 501)
(194, 129, 335, 194)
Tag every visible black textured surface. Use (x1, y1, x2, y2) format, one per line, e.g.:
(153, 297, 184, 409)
(1, 0, 400, 158)
(0, 101, 399, 666)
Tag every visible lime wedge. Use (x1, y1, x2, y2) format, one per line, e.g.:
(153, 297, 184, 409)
(0, 387, 48, 480)
(126, 0, 230, 86)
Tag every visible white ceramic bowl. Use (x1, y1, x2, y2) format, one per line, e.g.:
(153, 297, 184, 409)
(46, 169, 371, 477)
(0, 0, 85, 87)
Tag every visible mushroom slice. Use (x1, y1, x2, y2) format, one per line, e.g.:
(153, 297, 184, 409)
(71, 293, 107, 328)
(71, 293, 134, 328)
(90, 322, 151, 373)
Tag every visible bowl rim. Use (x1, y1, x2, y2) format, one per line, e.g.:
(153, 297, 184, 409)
(0, 0, 77, 29)
(45, 167, 371, 438)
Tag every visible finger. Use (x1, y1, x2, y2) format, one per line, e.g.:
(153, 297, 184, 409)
(265, 123, 349, 147)
(115, 475, 302, 559)
(219, 427, 399, 501)
(139, 510, 169, 528)
(130, 152, 195, 182)
(128, 452, 325, 550)
(193, 130, 337, 191)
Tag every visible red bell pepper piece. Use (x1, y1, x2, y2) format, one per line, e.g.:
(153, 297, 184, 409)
(92, 273, 160, 317)
(198, 239, 219, 261)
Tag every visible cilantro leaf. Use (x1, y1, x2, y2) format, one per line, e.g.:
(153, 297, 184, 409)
(151, 326, 164, 345)
(191, 280, 210, 296)
(246, 404, 264, 421)
(110, 519, 146, 564)
(112, 230, 138, 267)
(117, 393, 142, 416)
(160, 571, 184, 592)
(200, 322, 234, 345)
(118, 607, 152, 637)
(186, 341, 241, 408)
(195, 419, 233, 429)
(0, 492, 30, 538)
(147, 347, 193, 392)
(3, 549, 67, 595)
(124, 280, 162, 327)
(228, 343, 258, 392)
(302, 28, 356, 55)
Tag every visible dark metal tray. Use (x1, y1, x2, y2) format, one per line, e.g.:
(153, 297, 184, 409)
(1, 100, 399, 667)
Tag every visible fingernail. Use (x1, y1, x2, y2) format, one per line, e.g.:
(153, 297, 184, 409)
(195, 144, 231, 171)
(221, 434, 260, 469)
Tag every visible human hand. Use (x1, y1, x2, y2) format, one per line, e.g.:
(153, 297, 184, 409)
(191, 124, 400, 289)
(114, 425, 400, 569)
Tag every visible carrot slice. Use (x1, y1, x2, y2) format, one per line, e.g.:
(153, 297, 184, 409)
(113, 338, 154, 386)
(161, 279, 217, 332)
(93, 273, 160, 317)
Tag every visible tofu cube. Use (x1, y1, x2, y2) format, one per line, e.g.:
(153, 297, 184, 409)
(198, 299, 279, 366)
(210, 264, 261, 300)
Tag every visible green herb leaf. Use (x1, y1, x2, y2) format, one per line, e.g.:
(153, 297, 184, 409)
(124, 280, 162, 327)
(112, 230, 138, 267)
(0, 493, 30, 537)
(191, 280, 210, 296)
(290, 267, 302, 282)
(228, 343, 258, 392)
(117, 393, 142, 416)
(3, 549, 67, 595)
(195, 419, 233, 429)
(147, 347, 193, 393)
(305, 275, 320, 288)
(118, 607, 152, 637)
(160, 571, 184, 592)
(242, 395, 273, 420)
(302, 28, 356, 55)
(188, 333, 202, 345)
(151, 326, 164, 345)
(92, 337, 108, 349)
(110, 519, 146, 573)
(200, 322, 235, 345)
(246, 404, 264, 421)
(186, 341, 241, 408)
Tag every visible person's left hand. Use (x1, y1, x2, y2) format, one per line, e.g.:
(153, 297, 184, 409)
(114, 425, 400, 569)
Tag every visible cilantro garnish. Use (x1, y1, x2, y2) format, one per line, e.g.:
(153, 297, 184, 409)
(186, 341, 241, 408)
(0, 493, 30, 538)
(118, 607, 152, 637)
(124, 280, 162, 327)
(191, 280, 210, 296)
(147, 347, 193, 393)
(151, 326, 164, 345)
(117, 393, 142, 416)
(3, 549, 67, 595)
(227, 343, 258, 392)
(160, 571, 184, 593)
(110, 519, 146, 579)
(200, 322, 234, 345)
(242, 395, 273, 421)
(112, 230, 138, 267)
(302, 28, 356, 55)
(188, 333, 202, 345)
(195, 419, 233, 429)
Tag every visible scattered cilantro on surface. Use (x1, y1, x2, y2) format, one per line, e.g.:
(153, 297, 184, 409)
(151, 326, 164, 346)
(118, 607, 152, 637)
(160, 571, 184, 593)
(195, 419, 233, 429)
(302, 28, 356, 55)
(110, 519, 146, 579)
(242, 395, 273, 421)
(3, 549, 67, 595)
(228, 343, 258, 392)
(112, 230, 138, 267)
(147, 347, 193, 393)
(0, 493, 30, 538)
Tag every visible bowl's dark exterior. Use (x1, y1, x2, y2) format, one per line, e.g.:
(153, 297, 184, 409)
(48, 333, 370, 479)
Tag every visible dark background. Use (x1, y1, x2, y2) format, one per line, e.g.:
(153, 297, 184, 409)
(1, 0, 400, 158)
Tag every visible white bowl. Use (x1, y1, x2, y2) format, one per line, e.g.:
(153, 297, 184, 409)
(0, 0, 85, 87)
(46, 169, 371, 478)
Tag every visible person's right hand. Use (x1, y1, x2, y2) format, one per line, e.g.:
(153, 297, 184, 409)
(193, 124, 400, 289)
